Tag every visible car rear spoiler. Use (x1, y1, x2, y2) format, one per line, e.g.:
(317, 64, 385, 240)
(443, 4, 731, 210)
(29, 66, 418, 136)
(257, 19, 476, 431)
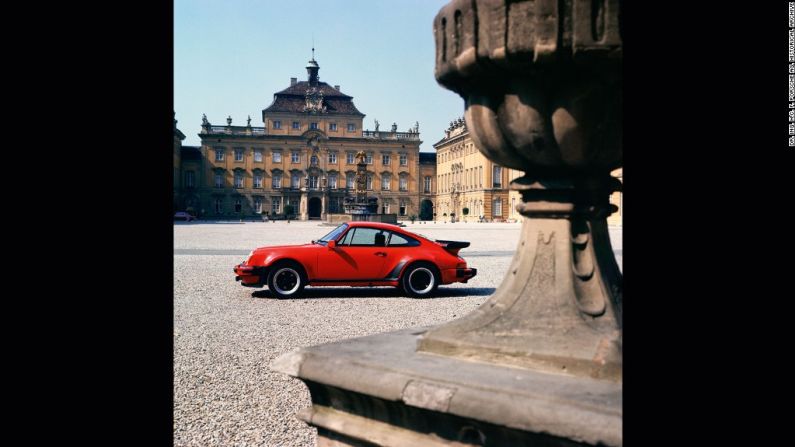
(435, 240, 470, 256)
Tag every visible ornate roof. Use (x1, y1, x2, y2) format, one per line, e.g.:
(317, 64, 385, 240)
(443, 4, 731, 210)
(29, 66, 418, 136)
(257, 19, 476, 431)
(263, 81, 365, 116)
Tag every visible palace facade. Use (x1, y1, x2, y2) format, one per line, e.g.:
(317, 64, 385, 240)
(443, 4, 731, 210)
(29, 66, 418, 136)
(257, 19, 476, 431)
(173, 59, 621, 226)
(175, 56, 428, 221)
(433, 118, 523, 222)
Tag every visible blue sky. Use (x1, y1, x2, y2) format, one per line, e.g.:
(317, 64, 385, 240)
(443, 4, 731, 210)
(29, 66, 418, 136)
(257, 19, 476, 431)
(174, 0, 463, 152)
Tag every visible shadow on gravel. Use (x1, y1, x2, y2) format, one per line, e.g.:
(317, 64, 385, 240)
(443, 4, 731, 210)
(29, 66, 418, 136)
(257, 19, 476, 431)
(251, 287, 496, 300)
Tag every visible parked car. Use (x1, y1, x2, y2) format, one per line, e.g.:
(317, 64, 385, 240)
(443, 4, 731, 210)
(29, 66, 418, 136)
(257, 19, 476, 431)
(233, 221, 477, 298)
(174, 211, 197, 222)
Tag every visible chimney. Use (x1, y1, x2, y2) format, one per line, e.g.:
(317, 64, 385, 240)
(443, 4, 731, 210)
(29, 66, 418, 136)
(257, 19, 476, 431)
(334, 85, 340, 91)
(290, 77, 297, 85)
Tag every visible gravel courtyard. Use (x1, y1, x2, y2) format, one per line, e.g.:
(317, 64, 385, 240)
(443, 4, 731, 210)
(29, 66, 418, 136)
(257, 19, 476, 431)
(174, 220, 622, 446)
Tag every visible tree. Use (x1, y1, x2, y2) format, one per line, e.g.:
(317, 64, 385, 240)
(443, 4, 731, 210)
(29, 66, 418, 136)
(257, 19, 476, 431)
(284, 204, 295, 222)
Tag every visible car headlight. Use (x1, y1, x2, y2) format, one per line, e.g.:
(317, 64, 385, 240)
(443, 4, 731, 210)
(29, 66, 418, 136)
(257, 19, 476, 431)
(246, 250, 254, 264)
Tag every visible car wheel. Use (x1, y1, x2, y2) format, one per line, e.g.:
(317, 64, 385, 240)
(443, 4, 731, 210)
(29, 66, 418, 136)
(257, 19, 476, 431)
(267, 262, 306, 299)
(401, 263, 439, 298)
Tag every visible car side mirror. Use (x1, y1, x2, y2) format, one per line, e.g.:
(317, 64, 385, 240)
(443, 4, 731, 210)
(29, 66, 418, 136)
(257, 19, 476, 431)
(327, 240, 336, 249)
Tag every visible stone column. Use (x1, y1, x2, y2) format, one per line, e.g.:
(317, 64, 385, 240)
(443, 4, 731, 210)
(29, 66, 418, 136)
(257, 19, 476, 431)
(273, 1, 622, 445)
(300, 193, 308, 221)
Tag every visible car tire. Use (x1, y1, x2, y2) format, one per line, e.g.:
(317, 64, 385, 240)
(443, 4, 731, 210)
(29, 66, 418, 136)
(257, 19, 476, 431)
(401, 263, 439, 298)
(267, 261, 306, 299)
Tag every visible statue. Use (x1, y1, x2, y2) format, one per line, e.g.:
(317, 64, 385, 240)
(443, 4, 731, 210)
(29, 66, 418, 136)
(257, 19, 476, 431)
(374, 119, 379, 131)
(391, 122, 397, 133)
(354, 150, 367, 164)
(414, 121, 419, 133)
(247, 115, 251, 127)
(201, 114, 208, 126)
(226, 115, 232, 126)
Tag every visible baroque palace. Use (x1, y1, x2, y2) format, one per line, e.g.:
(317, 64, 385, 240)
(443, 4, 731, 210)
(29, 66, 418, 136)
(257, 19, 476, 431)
(174, 55, 434, 221)
(174, 57, 621, 225)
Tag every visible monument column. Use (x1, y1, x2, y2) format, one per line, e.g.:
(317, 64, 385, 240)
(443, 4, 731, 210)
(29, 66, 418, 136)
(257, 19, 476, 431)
(273, 1, 622, 445)
(300, 192, 308, 221)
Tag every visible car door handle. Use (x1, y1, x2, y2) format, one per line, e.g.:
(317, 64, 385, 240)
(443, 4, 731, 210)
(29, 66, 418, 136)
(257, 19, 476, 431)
(374, 252, 387, 257)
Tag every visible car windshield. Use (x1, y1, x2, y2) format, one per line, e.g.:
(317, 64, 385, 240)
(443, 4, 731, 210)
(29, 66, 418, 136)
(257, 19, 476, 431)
(316, 223, 349, 244)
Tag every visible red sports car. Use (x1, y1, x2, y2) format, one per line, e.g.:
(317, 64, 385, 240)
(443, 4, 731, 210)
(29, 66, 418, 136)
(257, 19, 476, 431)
(233, 221, 477, 298)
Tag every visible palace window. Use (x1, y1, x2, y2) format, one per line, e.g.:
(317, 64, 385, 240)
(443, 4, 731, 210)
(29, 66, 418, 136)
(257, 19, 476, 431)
(234, 172, 244, 188)
(234, 148, 244, 162)
(272, 151, 282, 163)
(347, 152, 355, 164)
(272, 197, 281, 214)
(310, 155, 319, 166)
(292, 121, 300, 129)
(215, 198, 223, 214)
(400, 154, 407, 166)
(399, 176, 408, 191)
(493, 198, 502, 216)
(382, 154, 390, 165)
(214, 173, 224, 188)
(184, 171, 195, 188)
(328, 152, 337, 164)
(424, 176, 431, 193)
(254, 149, 263, 162)
(253, 173, 262, 189)
(493, 165, 502, 188)
(366, 153, 373, 164)
(272, 173, 282, 188)
(291, 173, 300, 188)
(347, 123, 355, 132)
(310, 122, 318, 130)
(235, 199, 242, 213)
(399, 199, 407, 216)
(366, 174, 372, 190)
(273, 120, 281, 129)
(254, 197, 262, 214)
(308, 175, 318, 189)
(381, 174, 391, 191)
(347, 173, 355, 189)
(291, 152, 300, 163)
(214, 148, 224, 161)
(382, 203, 390, 214)
(329, 174, 338, 189)
(329, 123, 337, 131)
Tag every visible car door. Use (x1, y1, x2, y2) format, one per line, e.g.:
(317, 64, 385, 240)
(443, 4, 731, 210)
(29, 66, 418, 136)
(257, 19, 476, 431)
(316, 227, 388, 280)
(381, 230, 422, 279)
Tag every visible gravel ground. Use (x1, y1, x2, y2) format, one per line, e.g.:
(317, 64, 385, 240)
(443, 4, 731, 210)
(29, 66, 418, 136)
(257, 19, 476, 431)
(174, 220, 621, 446)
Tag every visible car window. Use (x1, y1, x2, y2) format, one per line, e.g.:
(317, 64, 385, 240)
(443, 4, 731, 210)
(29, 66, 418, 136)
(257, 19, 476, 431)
(348, 228, 388, 246)
(339, 228, 356, 246)
(387, 231, 420, 247)
(318, 223, 348, 243)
